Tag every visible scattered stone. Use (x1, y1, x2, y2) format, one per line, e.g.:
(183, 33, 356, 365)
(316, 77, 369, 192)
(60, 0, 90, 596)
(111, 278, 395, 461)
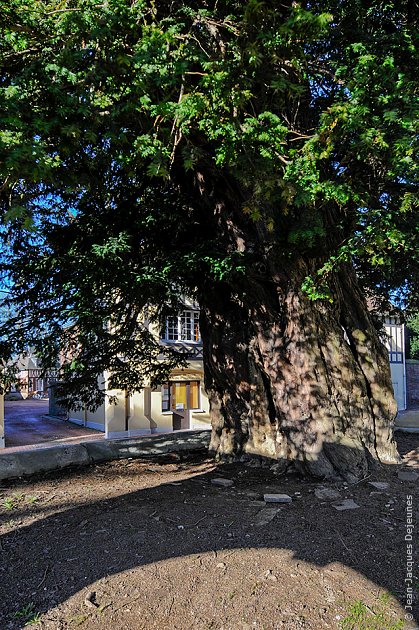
(332, 499, 360, 511)
(211, 478, 234, 488)
(177, 525, 184, 530)
(84, 591, 97, 609)
(263, 494, 292, 503)
(270, 463, 286, 474)
(243, 490, 260, 498)
(251, 500, 267, 508)
(368, 481, 389, 490)
(216, 562, 226, 569)
(314, 487, 341, 501)
(244, 459, 262, 468)
(253, 508, 280, 527)
(397, 470, 419, 482)
(261, 569, 278, 582)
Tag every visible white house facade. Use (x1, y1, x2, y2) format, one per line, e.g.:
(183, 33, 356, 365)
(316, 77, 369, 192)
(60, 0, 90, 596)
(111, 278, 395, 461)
(67, 304, 212, 438)
(65, 310, 408, 439)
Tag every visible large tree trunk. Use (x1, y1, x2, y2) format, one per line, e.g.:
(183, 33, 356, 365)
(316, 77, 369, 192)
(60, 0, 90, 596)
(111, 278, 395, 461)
(199, 260, 400, 482)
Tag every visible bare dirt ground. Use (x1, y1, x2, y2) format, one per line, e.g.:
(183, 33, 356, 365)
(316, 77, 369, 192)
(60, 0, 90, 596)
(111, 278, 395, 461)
(0, 433, 418, 630)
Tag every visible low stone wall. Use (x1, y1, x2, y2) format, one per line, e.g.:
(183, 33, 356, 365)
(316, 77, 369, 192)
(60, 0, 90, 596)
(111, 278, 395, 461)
(406, 360, 419, 408)
(0, 429, 211, 481)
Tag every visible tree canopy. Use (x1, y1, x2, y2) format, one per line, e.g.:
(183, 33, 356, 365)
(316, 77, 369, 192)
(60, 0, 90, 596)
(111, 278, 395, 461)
(407, 312, 419, 359)
(0, 0, 418, 408)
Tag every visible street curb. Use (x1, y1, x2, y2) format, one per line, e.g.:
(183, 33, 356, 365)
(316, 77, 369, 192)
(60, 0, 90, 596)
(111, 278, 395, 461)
(0, 430, 211, 481)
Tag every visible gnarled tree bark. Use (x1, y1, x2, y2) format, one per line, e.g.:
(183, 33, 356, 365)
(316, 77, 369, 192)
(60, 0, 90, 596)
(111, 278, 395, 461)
(196, 195, 400, 482)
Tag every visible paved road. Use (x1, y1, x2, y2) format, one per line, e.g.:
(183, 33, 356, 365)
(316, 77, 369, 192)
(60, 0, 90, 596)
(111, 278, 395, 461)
(4, 399, 103, 449)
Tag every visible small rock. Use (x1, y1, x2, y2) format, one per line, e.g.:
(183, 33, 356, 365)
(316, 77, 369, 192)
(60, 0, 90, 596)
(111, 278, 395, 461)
(368, 481, 389, 490)
(84, 591, 97, 609)
(332, 499, 360, 511)
(270, 463, 286, 474)
(253, 508, 280, 527)
(177, 525, 184, 530)
(314, 487, 341, 501)
(211, 478, 234, 488)
(398, 470, 419, 482)
(261, 569, 278, 581)
(264, 494, 292, 503)
(216, 562, 226, 569)
(244, 458, 262, 468)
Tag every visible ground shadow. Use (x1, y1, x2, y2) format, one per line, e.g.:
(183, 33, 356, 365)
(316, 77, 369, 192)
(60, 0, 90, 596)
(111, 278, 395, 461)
(0, 436, 418, 628)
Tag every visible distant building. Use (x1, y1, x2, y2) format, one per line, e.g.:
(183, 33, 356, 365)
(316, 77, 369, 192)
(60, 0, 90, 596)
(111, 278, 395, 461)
(7, 350, 57, 398)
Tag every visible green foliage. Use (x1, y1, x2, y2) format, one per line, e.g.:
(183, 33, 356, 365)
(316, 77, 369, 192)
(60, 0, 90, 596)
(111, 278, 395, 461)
(0, 0, 417, 404)
(3, 497, 16, 510)
(407, 313, 419, 360)
(340, 598, 405, 630)
(14, 602, 41, 626)
(2, 492, 36, 510)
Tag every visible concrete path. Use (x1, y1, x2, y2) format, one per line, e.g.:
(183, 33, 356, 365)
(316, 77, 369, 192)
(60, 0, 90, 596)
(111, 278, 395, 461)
(4, 399, 102, 449)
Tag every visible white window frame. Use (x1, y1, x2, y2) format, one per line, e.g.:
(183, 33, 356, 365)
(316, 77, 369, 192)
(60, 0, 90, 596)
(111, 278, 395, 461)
(384, 318, 404, 364)
(163, 310, 201, 343)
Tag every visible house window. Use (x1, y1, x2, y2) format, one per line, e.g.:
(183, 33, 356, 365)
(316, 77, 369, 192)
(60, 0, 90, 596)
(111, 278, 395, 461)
(164, 311, 200, 342)
(162, 381, 201, 411)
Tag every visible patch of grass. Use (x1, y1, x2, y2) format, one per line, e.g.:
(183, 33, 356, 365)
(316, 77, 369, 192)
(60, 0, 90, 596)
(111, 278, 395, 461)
(2, 492, 34, 510)
(3, 497, 16, 510)
(97, 603, 111, 613)
(69, 613, 89, 626)
(340, 599, 405, 630)
(24, 613, 41, 626)
(14, 602, 41, 626)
